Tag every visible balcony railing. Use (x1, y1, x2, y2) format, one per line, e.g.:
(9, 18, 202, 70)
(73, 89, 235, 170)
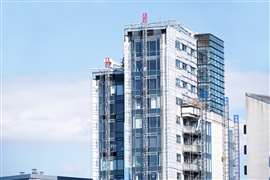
(182, 144, 200, 153)
(182, 163, 200, 172)
(181, 106, 200, 118)
(183, 126, 197, 134)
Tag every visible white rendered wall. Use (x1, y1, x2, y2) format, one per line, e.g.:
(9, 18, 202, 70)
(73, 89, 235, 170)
(246, 95, 270, 179)
(123, 34, 133, 180)
(91, 79, 99, 180)
(209, 112, 224, 179)
(162, 26, 198, 180)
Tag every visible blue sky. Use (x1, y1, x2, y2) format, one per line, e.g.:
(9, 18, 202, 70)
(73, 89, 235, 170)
(1, 1, 269, 178)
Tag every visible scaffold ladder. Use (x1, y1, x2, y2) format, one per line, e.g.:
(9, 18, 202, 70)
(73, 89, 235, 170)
(104, 68, 111, 180)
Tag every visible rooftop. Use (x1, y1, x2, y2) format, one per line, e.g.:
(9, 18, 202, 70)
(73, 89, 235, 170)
(124, 20, 195, 36)
(246, 93, 270, 104)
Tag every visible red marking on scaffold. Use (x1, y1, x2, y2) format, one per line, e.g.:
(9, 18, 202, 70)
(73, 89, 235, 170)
(104, 57, 111, 68)
(142, 12, 148, 24)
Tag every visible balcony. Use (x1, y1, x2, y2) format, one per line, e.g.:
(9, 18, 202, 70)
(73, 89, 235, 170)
(181, 106, 200, 118)
(182, 144, 200, 153)
(182, 163, 199, 172)
(183, 126, 197, 134)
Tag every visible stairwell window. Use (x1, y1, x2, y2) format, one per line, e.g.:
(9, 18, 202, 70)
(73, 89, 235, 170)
(176, 154, 181, 162)
(176, 59, 181, 69)
(177, 173, 181, 180)
(175, 40, 181, 50)
(176, 135, 181, 144)
(176, 116, 181, 124)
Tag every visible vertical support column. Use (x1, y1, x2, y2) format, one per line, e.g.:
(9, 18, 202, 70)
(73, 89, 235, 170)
(233, 115, 240, 180)
(223, 97, 230, 180)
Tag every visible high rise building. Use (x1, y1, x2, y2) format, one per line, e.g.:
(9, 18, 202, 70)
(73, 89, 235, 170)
(92, 61, 125, 180)
(92, 18, 239, 180)
(241, 93, 270, 179)
(195, 34, 225, 116)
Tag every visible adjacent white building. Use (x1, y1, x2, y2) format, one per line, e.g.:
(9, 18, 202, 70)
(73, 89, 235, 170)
(241, 93, 270, 179)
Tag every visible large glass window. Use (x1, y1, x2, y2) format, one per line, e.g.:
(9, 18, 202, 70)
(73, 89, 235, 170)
(136, 42, 142, 57)
(148, 97, 160, 109)
(116, 85, 124, 95)
(148, 41, 157, 56)
(133, 117, 142, 129)
(148, 154, 159, 167)
(148, 117, 160, 128)
(149, 136, 158, 147)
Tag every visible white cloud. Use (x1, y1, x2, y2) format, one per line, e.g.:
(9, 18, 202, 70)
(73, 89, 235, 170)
(3, 78, 92, 143)
(225, 68, 270, 116)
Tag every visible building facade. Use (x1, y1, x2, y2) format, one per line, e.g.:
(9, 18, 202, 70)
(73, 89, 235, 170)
(92, 20, 239, 180)
(92, 66, 125, 180)
(241, 93, 270, 179)
(195, 34, 225, 116)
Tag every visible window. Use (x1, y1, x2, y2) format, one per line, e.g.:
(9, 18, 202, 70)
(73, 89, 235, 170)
(149, 136, 158, 147)
(243, 125, 247, 134)
(176, 116, 181, 124)
(149, 155, 158, 167)
(176, 97, 182, 105)
(117, 160, 124, 169)
(182, 63, 187, 70)
(176, 154, 181, 162)
(134, 98, 141, 109)
(176, 135, 181, 144)
(148, 41, 157, 56)
(176, 78, 181, 87)
(182, 81, 187, 88)
(191, 48, 195, 56)
(148, 60, 157, 71)
(176, 59, 181, 69)
(148, 117, 160, 128)
(177, 173, 181, 180)
(181, 43, 187, 51)
(110, 85, 116, 95)
(135, 42, 142, 57)
(148, 97, 160, 109)
(133, 118, 142, 129)
(175, 40, 181, 50)
(190, 66, 196, 75)
(191, 85, 196, 93)
(244, 165, 247, 175)
(116, 85, 124, 95)
(135, 137, 142, 148)
(148, 79, 157, 89)
(244, 145, 247, 155)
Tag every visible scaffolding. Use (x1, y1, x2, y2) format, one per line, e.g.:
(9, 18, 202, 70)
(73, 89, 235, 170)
(233, 115, 240, 180)
(104, 67, 111, 180)
(223, 97, 230, 180)
(181, 98, 207, 180)
(142, 12, 149, 180)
